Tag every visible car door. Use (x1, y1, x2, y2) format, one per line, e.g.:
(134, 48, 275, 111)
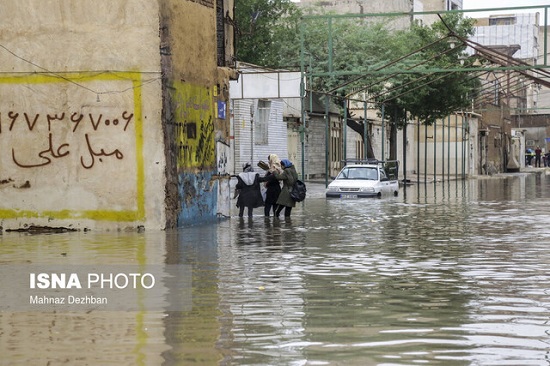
(379, 168, 390, 194)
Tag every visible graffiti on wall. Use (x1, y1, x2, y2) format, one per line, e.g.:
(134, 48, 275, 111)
(0, 73, 145, 221)
(173, 82, 215, 169)
(4, 110, 133, 170)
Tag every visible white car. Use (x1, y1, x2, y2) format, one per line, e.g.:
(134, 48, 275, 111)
(326, 160, 400, 199)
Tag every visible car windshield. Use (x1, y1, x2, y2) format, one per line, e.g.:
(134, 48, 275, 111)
(336, 166, 378, 180)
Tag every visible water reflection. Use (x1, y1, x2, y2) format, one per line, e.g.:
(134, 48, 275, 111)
(1, 173, 550, 365)
(0, 232, 169, 366)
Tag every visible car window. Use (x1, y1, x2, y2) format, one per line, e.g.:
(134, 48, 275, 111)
(348, 169, 362, 179)
(337, 167, 378, 180)
(364, 168, 378, 180)
(379, 169, 388, 180)
(336, 168, 349, 179)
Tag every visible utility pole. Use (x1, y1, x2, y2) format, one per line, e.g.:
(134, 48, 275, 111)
(250, 103, 254, 165)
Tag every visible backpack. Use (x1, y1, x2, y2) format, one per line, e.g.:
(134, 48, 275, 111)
(290, 179, 307, 202)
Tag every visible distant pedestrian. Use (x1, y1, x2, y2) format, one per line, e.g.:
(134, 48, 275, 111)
(235, 163, 264, 217)
(274, 159, 299, 218)
(526, 149, 534, 166)
(260, 154, 282, 217)
(535, 146, 542, 167)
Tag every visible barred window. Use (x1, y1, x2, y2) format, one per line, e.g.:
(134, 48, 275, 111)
(255, 100, 271, 145)
(489, 16, 516, 26)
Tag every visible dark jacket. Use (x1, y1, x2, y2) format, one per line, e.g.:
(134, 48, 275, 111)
(274, 165, 298, 208)
(236, 172, 264, 209)
(260, 172, 282, 205)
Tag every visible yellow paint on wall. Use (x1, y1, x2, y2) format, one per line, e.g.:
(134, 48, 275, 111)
(0, 72, 146, 221)
(173, 82, 215, 169)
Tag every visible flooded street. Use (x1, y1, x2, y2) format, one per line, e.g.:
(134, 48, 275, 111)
(2, 173, 550, 365)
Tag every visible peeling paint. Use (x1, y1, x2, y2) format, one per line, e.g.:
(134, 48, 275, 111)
(177, 170, 218, 225)
(15, 181, 30, 189)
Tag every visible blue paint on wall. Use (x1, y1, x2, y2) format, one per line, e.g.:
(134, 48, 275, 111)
(177, 170, 219, 226)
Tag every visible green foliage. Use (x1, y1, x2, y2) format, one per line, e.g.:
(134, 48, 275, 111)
(379, 13, 480, 126)
(234, 2, 481, 127)
(234, 0, 302, 67)
(302, 18, 402, 91)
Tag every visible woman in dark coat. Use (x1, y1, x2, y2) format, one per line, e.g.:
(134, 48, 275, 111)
(274, 159, 299, 218)
(261, 154, 282, 217)
(235, 163, 264, 217)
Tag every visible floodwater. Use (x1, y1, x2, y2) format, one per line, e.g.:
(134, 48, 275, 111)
(1, 173, 550, 366)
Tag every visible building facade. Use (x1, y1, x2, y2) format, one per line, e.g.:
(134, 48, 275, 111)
(0, 0, 236, 231)
(293, 0, 476, 180)
(470, 12, 544, 171)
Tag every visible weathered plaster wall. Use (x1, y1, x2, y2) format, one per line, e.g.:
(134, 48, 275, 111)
(481, 105, 512, 174)
(417, 115, 470, 176)
(0, 0, 165, 231)
(160, 0, 233, 226)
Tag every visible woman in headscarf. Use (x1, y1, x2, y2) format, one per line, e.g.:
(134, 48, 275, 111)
(260, 154, 283, 217)
(274, 159, 299, 218)
(235, 162, 264, 217)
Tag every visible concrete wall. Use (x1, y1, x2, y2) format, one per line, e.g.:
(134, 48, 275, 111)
(298, 0, 413, 13)
(416, 115, 472, 177)
(472, 14, 539, 61)
(538, 25, 550, 113)
(0, 0, 236, 230)
(0, 0, 165, 231)
(297, 0, 415, 30)
(160, 0, 234, 226)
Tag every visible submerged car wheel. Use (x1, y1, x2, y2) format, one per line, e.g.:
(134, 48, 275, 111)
(377, 192, 382, 198)
(394, 190, 398, 197)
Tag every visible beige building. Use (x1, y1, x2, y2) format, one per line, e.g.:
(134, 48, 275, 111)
(0, 0, 236, 231)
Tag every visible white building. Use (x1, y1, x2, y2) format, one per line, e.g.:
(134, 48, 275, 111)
(230, 63, 301, 175)
(470, 13, 541, 115)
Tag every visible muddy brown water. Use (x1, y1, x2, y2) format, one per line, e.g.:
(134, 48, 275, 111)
(1, 173, 550, 365)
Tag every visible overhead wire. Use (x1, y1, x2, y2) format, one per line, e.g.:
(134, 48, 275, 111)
(0, 42, 162, 97)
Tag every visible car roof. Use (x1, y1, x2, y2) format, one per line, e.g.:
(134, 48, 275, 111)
(342, 164, 379, 168)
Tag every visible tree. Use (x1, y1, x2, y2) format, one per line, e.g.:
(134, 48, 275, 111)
(235, 2, 481, 160)
(372, 14, 480, 160)
(234, 0, 302, 67)
(378, 13, 480, 127)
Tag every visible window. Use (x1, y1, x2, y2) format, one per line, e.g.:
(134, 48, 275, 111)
(447, 1, 460, 11)
(489, 17, 516, 26)
(255, 100, 270, 145)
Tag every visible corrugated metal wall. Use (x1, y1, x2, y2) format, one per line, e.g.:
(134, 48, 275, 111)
(232, 99, 288, 174)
